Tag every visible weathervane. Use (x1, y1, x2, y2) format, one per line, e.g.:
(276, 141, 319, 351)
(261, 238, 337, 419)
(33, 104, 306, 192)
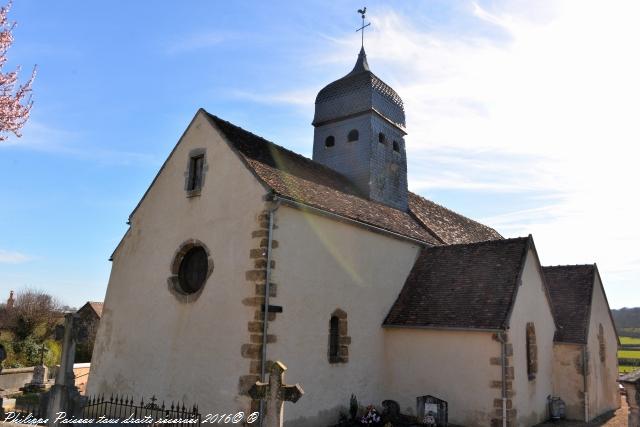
(356, 7, 370, 48)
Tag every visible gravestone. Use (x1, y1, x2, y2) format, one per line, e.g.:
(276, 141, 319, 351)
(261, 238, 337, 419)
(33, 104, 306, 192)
(417, 395, 448, 427)
(248, 361, 304, 427)
(381, 400, 401, 423)
(25, 365, 48, 392)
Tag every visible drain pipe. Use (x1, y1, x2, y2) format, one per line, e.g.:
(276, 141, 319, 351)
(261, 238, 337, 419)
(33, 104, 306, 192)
(583, 347, 589, 422)
(497, 332, 508, 427)
(259, 197, 280, 426)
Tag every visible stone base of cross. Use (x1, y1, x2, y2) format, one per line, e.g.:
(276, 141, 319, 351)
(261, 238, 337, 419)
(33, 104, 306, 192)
(248, 361, 304, 427)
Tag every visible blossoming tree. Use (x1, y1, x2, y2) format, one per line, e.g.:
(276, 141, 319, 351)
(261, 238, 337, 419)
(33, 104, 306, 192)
(0, 1, 35, 141)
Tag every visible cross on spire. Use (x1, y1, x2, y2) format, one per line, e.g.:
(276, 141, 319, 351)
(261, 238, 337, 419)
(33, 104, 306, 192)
(356, 7, 370, 48)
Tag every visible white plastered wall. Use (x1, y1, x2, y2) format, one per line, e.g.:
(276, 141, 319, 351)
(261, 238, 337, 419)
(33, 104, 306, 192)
(86, 111, 268, 415)
(383, 328, 499, 426)
(508, 249, 556, 426)
(585, 272, 620, 419)
(267, 205, 421, 427)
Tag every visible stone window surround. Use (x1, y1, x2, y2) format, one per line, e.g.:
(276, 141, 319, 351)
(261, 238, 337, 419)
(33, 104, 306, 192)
(167, 239, 214, 303)
(328, 308, 350, 364)
(184, 148, 208, 198)
(526, 322, 538, 381)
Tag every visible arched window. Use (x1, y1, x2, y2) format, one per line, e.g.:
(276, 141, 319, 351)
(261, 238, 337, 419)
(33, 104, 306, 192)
(378, 132, 386, 144)
(328, 309, 350, 364)
(325, 135, 335, 148)
(347, 129, 359, 142)
(526, 322, 537, 380)
(392, 140, 400, 152)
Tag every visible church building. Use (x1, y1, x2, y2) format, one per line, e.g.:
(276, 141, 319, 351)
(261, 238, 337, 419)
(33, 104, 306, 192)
(86, 45, 619, 426)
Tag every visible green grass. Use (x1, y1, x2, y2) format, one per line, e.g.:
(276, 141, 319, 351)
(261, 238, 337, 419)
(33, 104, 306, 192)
(619, 350, 640, 359)
(621, 336, 640, 345)
(620, 365, 640, 374)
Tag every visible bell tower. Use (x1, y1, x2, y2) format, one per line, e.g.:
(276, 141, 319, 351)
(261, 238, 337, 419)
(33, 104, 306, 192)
(311, 47, 408, 211)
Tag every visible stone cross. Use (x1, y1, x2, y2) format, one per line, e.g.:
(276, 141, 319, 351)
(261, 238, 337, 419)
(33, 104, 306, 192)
(248, 361, 304, 427)
(47, 313, 84, 426)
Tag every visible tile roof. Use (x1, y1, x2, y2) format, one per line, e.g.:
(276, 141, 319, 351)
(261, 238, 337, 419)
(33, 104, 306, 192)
(409, 193, 503, 244)
(383, 237, 531, 330)
(206, 112, 501, 246)
(78, 301, 104, 318)
(542, 265, 595, 344)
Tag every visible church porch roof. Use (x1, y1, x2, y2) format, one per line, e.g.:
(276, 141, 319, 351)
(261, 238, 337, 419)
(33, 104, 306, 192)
(383, 237, 532, 330)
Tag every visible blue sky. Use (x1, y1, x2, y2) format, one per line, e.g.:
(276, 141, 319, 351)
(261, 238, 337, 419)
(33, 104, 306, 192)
(1, 0, 639, 308)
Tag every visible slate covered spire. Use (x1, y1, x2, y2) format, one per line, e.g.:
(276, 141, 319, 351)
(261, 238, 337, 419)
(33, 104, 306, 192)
(350, 47, 370, 74)
(312, 47, 409, 211)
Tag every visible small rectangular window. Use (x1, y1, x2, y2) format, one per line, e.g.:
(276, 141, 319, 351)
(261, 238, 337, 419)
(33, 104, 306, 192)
(187, 154, 204, 192)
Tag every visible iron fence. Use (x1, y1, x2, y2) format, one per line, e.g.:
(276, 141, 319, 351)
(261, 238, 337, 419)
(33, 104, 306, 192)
(82, 394, 201, 426)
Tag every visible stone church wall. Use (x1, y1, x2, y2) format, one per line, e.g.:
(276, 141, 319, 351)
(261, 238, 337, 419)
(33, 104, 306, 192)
(552, 342, 585, 420)
(266, 205, 421, 426)
(507, 249, 556, 426)
(86, 111, 269, 416)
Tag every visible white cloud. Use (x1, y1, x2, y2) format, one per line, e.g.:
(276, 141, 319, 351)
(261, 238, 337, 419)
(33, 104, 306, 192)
(0, 121, 158, 166)
(0, 249, 32, 264)
(242, 1, 640, 307)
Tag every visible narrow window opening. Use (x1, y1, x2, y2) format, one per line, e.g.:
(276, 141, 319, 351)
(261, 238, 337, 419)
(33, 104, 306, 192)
(328, 309, 350, 364)
(325, 136, 335, 148)
(378, 132, 386, 144)
(187, 155, 205, 191)
(347, 129, 359, 142)
(329, 316, 340, 361)
(392, 141, 400, 152)
(526, 322, 537, 380)
(598, 324, 606, 363)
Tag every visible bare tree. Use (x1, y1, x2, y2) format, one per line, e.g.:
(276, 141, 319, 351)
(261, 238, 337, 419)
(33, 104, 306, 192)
(0, 0, 35, 141)
(7, 289, 62, 340)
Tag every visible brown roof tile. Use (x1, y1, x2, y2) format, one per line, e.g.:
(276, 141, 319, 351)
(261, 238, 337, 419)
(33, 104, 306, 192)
(409, 193, 502, 244)
(542, 265, 595, 344)
(383, 237, 530, 330)
(207, 112, 500, 246)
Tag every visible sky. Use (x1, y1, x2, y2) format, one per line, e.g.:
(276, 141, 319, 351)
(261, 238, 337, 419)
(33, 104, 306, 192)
(0, 0, 639, 309)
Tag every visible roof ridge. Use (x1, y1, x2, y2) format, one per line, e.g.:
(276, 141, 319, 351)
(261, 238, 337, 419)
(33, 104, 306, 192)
(424, 235, 529, 250)
(409, 192, 501, 233)
(542, 264, 595, 269)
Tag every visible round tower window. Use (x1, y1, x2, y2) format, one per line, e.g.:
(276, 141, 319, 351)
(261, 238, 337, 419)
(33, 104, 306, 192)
(325, 136, 335, 147)
(392, 140, 400, 152)
(178, 246, 208, 294)
(347, 129, 359, 142)
(378, 132, 386, 144)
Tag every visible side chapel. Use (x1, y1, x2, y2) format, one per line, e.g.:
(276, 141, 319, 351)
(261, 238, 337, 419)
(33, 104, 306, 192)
(87, 42, 620, 426)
